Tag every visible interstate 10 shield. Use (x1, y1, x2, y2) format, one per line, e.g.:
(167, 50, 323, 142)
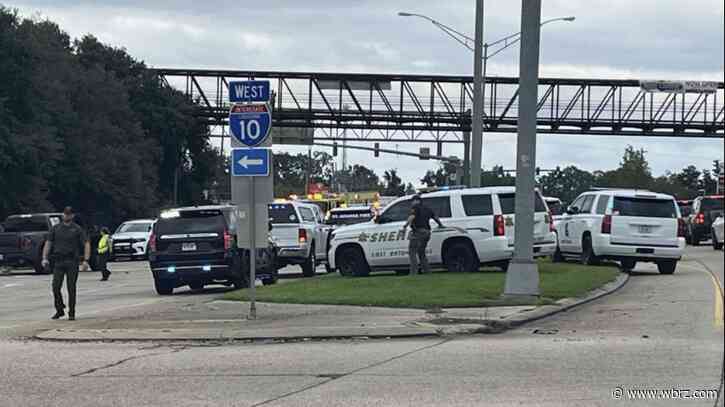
(229, 103, 272, 147)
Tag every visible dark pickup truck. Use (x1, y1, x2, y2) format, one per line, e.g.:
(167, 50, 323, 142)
(686, 195, 724, 245)
(0, 213, 62, 273)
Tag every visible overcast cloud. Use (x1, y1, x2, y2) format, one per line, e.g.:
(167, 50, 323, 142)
(8, 0, 724, 185)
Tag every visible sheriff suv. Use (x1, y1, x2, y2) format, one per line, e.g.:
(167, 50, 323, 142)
(327, 187, 556, 277)
(148, 205, 277, 295)
(554, 189, 685, 274)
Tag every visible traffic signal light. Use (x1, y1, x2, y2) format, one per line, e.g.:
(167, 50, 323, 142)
(374, 143, 379, 157)
(497, 167, 504, 177)
(536, 167, 541, 176)
(333, 142, 338, 157)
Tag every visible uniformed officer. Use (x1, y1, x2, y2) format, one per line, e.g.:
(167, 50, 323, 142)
(402, 195, 444, 275)
(41, 207, 91, 321)
(97, 227, 111, 281)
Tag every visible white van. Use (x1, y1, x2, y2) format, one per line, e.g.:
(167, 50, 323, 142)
(327, 187, 556, 276)
(554, 189, 685, 273)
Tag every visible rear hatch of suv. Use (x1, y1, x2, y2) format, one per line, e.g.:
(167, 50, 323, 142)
(498, 192, 552, 248)
(268, 203, 302, 247)
(153, 209, 229, 265)
(698, 196, 724, 228)
(610, 195, 679, 247)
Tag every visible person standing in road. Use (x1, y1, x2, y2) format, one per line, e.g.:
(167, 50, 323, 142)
(97, 227, 111, 281)
(41, 207, 91, 321)
(402, 195, 444, 276)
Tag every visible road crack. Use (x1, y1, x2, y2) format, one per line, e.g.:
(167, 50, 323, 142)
(70, 347, 184, 377)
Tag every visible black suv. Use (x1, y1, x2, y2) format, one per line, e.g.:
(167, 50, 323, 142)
(148, 205, 277, 295)
(686, 195, 724, 245)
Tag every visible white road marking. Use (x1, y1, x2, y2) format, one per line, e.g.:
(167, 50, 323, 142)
(2, 283, 22, 288)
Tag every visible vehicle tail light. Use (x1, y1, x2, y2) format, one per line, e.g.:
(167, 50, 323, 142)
(677, 218, 686, 238)
(601, 215, 612, 234)
(224, 229, 233, 250)
(493, 215, 506, 236)
(148, 232, 156, 252)
(298, 228, 308, 244)
(695, 212, 705, 224)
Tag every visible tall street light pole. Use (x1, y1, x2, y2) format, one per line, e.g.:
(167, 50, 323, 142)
(504, 0, 542, 298)
(398, 12, 574, 187)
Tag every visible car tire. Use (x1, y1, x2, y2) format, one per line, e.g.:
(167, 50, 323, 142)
(301, 245, 316, 277)
(581, 234, 600, 266)
(496, 260, 510, 273)
(154, 279, 174, 295)
(657, 260, 677, 274)
(337, 246, 370, 277)
(713, 229, 724, 250)
(620, 259, 636, 272)
(189, 282, 204, 291)
(324, 263, 335, 274)
(444, 242, 477, 273)
(691, 230, 701, 246)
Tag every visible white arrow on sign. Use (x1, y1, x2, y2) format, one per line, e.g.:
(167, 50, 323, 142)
(237, 155, 264, 168)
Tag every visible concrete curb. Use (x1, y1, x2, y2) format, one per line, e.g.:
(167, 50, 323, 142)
(33, 272, 630, 342)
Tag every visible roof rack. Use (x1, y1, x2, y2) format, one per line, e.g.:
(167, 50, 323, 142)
(417, 185, 467, 194)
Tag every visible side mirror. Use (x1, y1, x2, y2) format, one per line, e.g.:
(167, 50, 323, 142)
(567, 206, 579, 215)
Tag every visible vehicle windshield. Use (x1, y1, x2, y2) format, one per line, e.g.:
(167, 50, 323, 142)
(700, 198, 724, 211)
(155, 210, 225, 235)
(116, 222, 153, 234)
(268, 204, 299, 224)
(327, 209, 373, 225)
(613, 197, 678, 218)
(1, 216, 53, 232)
(499, 193, 547, 214)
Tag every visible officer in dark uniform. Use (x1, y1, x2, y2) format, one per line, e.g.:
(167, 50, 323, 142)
(41, 207, 91, 321)
(402, 195, 444, 275)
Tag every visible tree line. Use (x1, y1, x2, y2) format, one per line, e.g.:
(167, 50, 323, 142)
(0, 8, 223, 226)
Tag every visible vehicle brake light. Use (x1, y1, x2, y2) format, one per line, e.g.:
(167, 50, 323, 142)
(695, 212, 705, 224)
(148, 232, 157, 252)
(677, 218, 686, 238)
(493, 215, 506, 236)
(224, 229, 233, 250)
(601, 214, 612, 234)
(298, 228, 308, 243)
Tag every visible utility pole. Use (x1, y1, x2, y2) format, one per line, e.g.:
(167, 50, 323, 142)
(470, 0, 485, 187)
(504, 0, 542, 298)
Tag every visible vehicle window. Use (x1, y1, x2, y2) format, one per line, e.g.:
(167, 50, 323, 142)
(595, 195, 610, 215)
(381, 200, 412, 223)
(461, 195, 493, 216)
(570, 196, 585, 212)
(422, 197, 452, 218)
(498, 193, 547, 215)
(116, 222, 152, 234)
(700, 198, 724, 211)
(546, 201, 563, 216)
(580, 195, 596, 214)
(268, 204, 299, 224)
(299, 207, 316, 223)
(2, 216, 50, 232)
(155, 210, 226, 235)
(613, 197, 678, 218)
(327, 209, 373, 225)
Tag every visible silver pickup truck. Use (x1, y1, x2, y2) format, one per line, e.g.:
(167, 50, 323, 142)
(268, 201, 332, 277)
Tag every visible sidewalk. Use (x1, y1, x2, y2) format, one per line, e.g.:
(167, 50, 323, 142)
(35, 273, 629, 342)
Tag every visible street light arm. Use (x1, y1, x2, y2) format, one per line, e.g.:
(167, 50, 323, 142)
(484, 16, 575, 51)
(398, 12, 476, 51)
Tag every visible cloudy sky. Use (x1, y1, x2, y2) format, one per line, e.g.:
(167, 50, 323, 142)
(9, 0, 725, 185)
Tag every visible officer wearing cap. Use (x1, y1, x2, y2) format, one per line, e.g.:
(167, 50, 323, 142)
(402, 194, 444, 275)
(41, 206, 91, 321)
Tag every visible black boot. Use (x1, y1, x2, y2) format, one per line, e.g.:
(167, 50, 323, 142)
(68, 310, 75, 321)
(51, 310, 65, 320)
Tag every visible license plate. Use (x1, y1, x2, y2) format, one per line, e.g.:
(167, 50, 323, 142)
(181, 242, 197, 252)
(638, 225, 653, 234)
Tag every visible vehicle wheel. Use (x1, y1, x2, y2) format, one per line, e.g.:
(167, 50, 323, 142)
(497, 260, 510, 273)
(189, 282, 204, 291)
(301, 245, 316, 277)
(154, 279, 174, 295)
(580, 234, 600, 266)
(691, 231, 701, 246)
(713, 229, 724, 250)
(620, 259, 636, 272)
(231, 253, 249, 289)
(337, 246, 369, 277)
(552, 244, 565, 263)
(444, 242, 476, 273)
(657, 260, 677, 274)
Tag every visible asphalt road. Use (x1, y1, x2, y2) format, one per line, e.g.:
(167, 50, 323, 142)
(0, 247, 722, 406)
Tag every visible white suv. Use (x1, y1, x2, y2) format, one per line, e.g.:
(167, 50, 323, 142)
(327, 186, 556, 277)
(554, 189, 685, 274)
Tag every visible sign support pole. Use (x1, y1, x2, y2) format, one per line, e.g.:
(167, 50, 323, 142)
(249, 177, 257, 320)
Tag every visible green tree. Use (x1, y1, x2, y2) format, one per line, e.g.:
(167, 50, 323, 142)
(382, 169, 405, 196)
(538, 166, 596, 204)
(596, 146, 654, 190)
(421, 162, 458, 187)
(405, 183, 417, 195)
(481, 165, 516, 187)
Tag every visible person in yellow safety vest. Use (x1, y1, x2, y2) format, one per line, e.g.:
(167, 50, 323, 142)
(97, 227, 111, 281)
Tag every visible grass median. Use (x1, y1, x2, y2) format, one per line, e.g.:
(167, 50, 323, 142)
(222, 260, 620, 308)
